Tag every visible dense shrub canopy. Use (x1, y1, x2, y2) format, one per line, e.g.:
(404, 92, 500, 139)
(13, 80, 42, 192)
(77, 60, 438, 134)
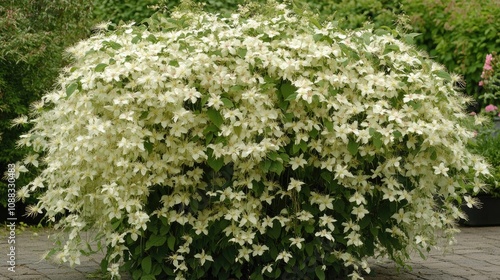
(19, 2, 488, 279)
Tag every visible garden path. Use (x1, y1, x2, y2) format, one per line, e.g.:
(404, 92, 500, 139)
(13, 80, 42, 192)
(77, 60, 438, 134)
(0, 226, 499, 279)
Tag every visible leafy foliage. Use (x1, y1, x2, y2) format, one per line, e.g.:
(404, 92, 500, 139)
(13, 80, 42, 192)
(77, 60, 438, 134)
(18, 1, 488, 279)
(92, 0, 160, 23)
(467, 122, 500, 198)
(402, 0, 500, 102)
(0, 0, 94, 207)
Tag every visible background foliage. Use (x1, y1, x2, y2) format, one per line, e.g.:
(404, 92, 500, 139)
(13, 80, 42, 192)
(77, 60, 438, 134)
(402, 0, 500, 106)
(0, 0, 94, 208)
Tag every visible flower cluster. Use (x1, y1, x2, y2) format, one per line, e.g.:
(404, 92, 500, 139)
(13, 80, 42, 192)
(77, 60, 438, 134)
(483, 104, 500, 119)
(17, 2, 488, 279)
(478, 52, 500, 105)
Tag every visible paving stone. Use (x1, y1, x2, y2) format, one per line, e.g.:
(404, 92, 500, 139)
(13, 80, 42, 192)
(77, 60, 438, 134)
(2, 226, 500, 279)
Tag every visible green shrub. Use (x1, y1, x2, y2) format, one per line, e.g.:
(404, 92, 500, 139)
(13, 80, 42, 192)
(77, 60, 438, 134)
(468, 127, 500, 198)
(0, 0, 94, 208)
(91, 0, 264, 24)
(402, 0, 500, 102)
(301, 0, 402, 30)
(19, 1, 489, 279)
(92, 0, 160, 24)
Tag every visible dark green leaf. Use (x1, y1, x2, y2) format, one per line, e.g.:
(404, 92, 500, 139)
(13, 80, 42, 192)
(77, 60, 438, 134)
(268, 220, 281, 239)
(208, 149, 224, 172)
(167, 236, 175, 251)
(207, 108, 224, 128)
(347, 140, 359, 156)
(145, 235, 167, 250)
(269, 161, 284, 175)
(144, 141, 153, 153)
(279, 80, 297, 100)
(142, 256, 152, 274)
(315, 267, 326, 280)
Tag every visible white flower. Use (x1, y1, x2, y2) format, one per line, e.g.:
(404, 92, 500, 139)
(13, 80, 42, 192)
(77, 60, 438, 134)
(433, 162, 449, 176)
(194, 250, 213, 266)
(289, 237, 305, 249)
(275, 251, 292, 263)
(351, 205, 369, 220)
(315, 229, 334, 241)
(287, 178, 305, 192)
(252, 244, 269, 256)
(289, 154, 307, 170)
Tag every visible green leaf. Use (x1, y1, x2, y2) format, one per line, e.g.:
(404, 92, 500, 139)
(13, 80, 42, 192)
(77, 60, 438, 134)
(433, 70, 452, 82)
(268, 152, 279, 161)
(320, 171, 332, 183)
(324, 120, 334, 132)
(372, 132, 383, 149)
(132, 270, 142, 279)
(237, 48, 247, 58)
(269, 161, 284, 175)
(279, 80, 297, 100)
(347, 140, 359, 156)
(131, 36, 141, 44)
(279, 153, 290, 163)
(111, 220, 121, 230)
(383, 44, 400, 54)
(315, 267, 326, 280)
(66, 83, 78, 97)
(144, 141, 153, 153)
(94, 63, 108, 72)
(169, 60, 179, 67)
(221, 98, 234, 108)
(304, 224, 314, 233)
(208, 149, 224, 172)
(430, 149, 437, 161)
(262, 160, 272, 172)
(285, 93, 298, 101)
(103, 41, 122, 50)
(167, 236, 175, 251)
(146, 34, 158, 43)
(305, 242, 314, 256)
(268, 220, 281, 239)
(207, 108, 224, 128)
(145, 235, 167, 250)
(393, 130, 403, 139)
(142, 256, 152, 274)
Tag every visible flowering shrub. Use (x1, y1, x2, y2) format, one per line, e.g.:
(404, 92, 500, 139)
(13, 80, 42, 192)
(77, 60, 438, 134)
(18, 2, 489, 279)
(478, 52, 500, 105)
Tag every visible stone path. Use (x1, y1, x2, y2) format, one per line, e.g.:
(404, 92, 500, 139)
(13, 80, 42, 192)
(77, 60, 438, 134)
(1, 226, 499, 279)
